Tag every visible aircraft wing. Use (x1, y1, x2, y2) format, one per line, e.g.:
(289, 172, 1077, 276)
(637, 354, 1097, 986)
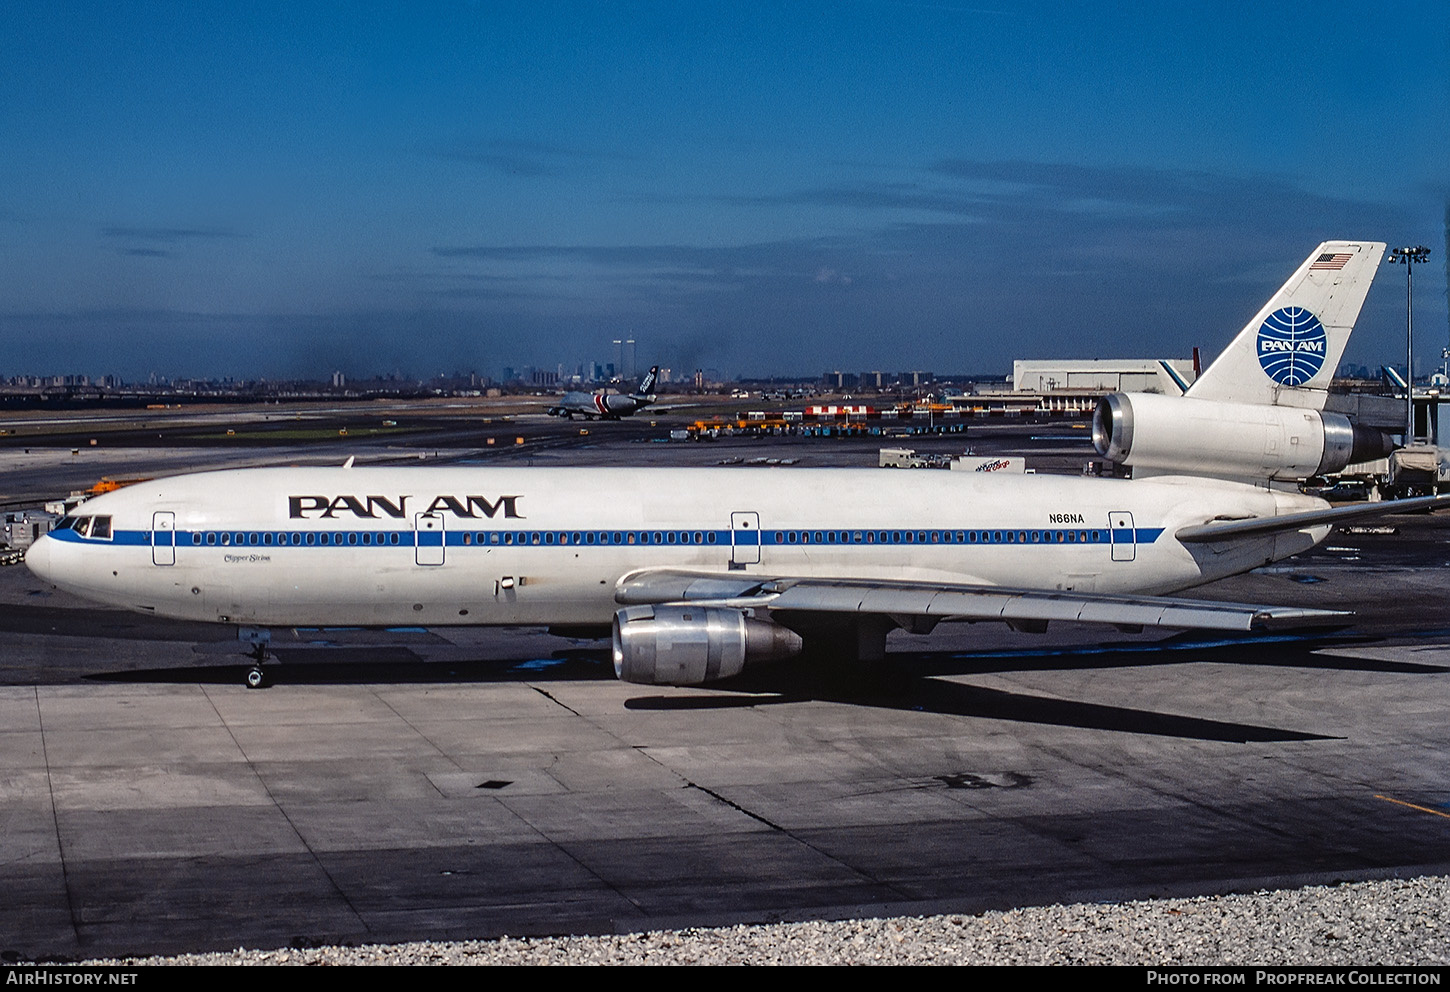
(614, 570, 1349, 632)
(1176, 493, 1450, 543)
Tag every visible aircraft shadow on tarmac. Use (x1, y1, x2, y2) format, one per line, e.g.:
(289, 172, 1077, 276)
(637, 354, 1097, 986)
(81, 628, 1450, 744)
(625, 629, 1450, 743)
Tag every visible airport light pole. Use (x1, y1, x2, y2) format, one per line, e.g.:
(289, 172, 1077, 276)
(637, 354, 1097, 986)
(1389, 245, 1431, 443)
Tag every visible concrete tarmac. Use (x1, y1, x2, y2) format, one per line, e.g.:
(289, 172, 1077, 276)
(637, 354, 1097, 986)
(3, 420, 1450, 961)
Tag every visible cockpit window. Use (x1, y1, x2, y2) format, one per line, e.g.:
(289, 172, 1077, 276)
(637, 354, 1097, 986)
(90, 516, 112, 540)
(55, 516, 77, 531)
(74, 517, 93, 538)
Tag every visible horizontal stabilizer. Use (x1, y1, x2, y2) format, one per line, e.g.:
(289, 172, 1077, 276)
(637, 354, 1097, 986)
(1177, 493, 1450, 543)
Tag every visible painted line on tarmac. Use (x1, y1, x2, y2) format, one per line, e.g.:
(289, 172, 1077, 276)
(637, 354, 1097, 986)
(1375, 793, 1450, 821)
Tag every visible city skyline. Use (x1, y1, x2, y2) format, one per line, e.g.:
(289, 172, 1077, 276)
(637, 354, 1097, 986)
(2, 3, 1446, 381)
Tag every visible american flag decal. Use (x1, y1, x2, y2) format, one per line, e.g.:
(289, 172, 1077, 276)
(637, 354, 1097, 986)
(1310, 252, 1352, 271)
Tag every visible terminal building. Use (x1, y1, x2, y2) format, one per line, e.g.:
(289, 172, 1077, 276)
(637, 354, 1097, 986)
(1011, 359, 1197, 395)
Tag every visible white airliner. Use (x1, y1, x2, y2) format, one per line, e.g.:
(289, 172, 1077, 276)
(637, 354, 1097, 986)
(25, 241, 1444, 689)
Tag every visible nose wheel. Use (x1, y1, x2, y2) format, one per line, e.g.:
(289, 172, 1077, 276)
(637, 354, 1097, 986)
(244, 640, 271, 689)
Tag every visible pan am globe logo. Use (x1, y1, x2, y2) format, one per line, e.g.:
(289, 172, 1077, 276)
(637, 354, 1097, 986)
(1256, 307, 1327, 386)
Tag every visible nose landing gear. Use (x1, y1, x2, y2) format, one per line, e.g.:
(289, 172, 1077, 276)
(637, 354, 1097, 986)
(239, 627, 272, 689)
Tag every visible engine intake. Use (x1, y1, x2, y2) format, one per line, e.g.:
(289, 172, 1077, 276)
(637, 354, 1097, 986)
(613, 605, 804, 685)
(1093, 392, 1394, 481)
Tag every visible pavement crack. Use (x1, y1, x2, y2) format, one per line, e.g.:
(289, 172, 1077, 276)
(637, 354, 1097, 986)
(199, 685, 371, 936)
(685, 781, 785, 831)
(531, 684, 582, 716)
(33, 686, 81, 949)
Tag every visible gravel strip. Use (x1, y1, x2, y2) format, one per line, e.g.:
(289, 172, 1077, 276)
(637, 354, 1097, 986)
(70, 875, 1450, 966)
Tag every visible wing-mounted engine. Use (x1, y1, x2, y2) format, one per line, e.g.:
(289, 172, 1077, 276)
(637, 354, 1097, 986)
(1093, 392, 1395, 482)
(612, 605, 803, 685)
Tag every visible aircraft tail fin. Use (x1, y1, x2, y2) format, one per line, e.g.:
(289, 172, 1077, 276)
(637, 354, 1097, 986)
(1186, 241, 1386, 409)
(635, 365, 660, 398)
(1158, 360, 1190, 395)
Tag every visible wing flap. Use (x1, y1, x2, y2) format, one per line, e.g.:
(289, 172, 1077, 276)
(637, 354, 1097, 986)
(769, 580, 1345, 631)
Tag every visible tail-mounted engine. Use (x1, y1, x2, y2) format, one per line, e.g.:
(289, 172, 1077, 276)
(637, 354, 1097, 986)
(612, 605, 804, 685)
(1093, 392, 1395, 481)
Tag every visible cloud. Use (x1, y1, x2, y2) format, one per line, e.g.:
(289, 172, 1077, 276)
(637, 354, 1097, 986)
(10, 160, 1420, 381)
(101, 226, 240, 243)
(99, 226, 243, 259)
(429, 139, 633, 178)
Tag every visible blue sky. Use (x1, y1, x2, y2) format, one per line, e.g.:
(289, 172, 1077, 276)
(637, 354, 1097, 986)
(2, 1, 1446, 381)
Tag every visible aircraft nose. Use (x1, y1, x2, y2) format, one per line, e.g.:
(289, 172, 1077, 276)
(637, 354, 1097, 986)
(24, 535, 55, 582)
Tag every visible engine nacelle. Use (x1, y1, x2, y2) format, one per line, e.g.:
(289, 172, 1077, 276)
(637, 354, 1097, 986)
(612, 605, 804, 685)
(1093, 392, 1395, 481)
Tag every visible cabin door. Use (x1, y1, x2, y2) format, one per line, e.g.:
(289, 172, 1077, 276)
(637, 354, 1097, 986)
(415, 512, 446, 566)
(151, 511, 176, 566)
(1108, 511, 1136, 562)
(730, 511, 760, 567)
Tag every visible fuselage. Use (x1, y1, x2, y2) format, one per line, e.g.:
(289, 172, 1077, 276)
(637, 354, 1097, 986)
(550, 392, 649, 419)
(24, 466, 1329, 628)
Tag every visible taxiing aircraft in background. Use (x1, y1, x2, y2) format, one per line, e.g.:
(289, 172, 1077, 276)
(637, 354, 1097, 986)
(547, 366, 659, 420)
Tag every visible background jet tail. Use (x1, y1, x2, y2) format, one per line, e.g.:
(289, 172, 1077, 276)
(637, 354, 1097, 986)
(1186, 241, 1386, 410)
(634, 365, 660, 398)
